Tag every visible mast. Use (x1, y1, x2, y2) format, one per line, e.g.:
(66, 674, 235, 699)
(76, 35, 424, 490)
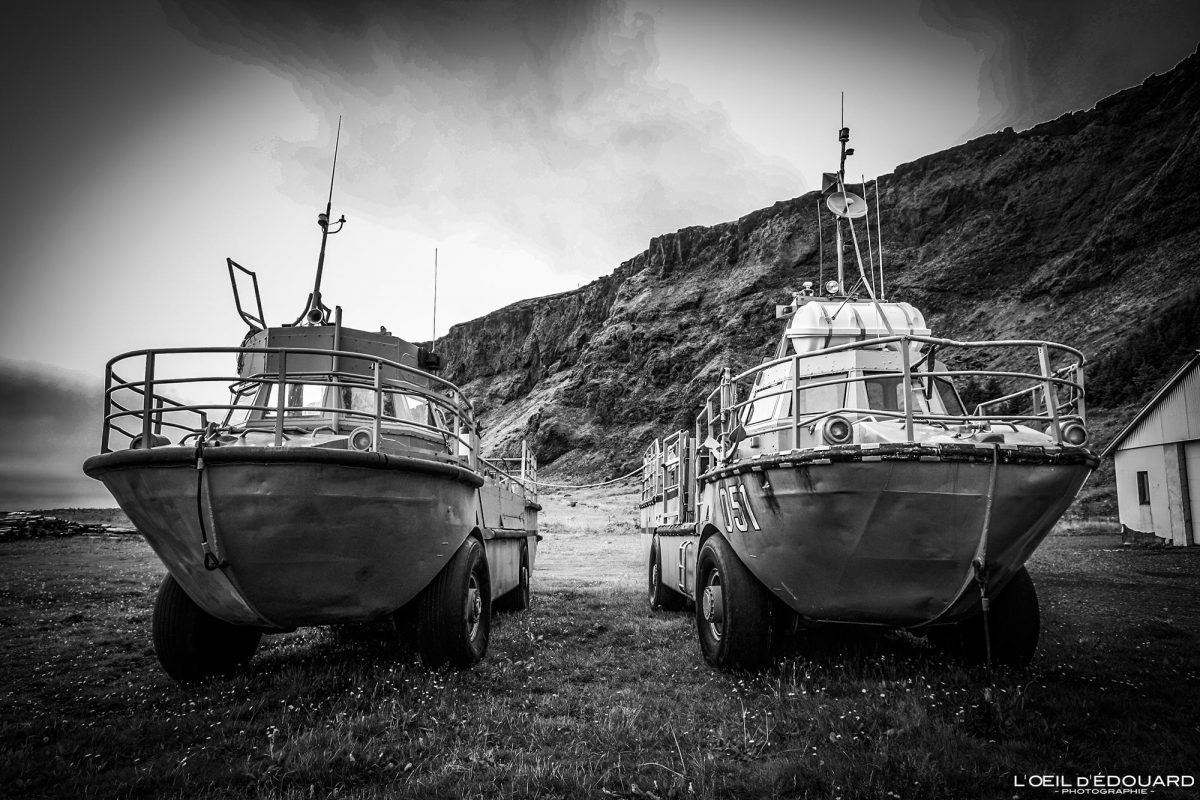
(821, 95, 866, 297)
(296, 117, 347, 326)
(836, 99, 852, 293)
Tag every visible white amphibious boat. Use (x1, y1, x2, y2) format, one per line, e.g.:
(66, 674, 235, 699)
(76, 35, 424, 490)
(639, 126, 1096, 669)
(84, 133, 539, 681)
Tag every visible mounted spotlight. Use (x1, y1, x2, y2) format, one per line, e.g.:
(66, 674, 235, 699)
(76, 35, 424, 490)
(824, 280, 841, 296)
(1060, 422, 1088, 446)
(349, 427, 374, 452)
(822, 415, 853, 445)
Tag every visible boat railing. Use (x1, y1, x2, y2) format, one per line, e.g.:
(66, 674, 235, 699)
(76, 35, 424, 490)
(99, 345, 495, 473)
(695, 333, 1088, 458)
(640, 430, 700, 525)
(640, 439, 663, 507)
(479, 440, 539, 504)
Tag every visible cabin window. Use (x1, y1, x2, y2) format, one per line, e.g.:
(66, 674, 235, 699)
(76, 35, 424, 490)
(796, 373, 847, 419)
(1136, 471, 1150, 505)
(263, 382, 326, 418)
(341, 386, 395, 419)
(744, 362, 792, 425)
(341, 387, 430, 425)
(394, 393, 431, 425)
(934, 377, 966, 416)
(864, 373, 930, 414)
(746, 393, 782, 425)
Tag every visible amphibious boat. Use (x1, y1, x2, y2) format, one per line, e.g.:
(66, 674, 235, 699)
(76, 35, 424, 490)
(84, 131, 539, 681)
(639, 126, 1097, 669)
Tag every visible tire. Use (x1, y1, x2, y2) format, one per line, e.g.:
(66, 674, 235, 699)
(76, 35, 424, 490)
(494, 543, 530, 613)
(417, 537, 490, 668)
(648, 540, 687, 611)
(694, 535, 772, 669)
(927, 566, 1041, 668)
(152, 574, 261, 682)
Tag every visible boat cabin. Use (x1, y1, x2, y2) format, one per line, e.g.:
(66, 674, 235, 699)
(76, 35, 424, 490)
(728, 295, 965, 454)
(219, 322, 469, 460)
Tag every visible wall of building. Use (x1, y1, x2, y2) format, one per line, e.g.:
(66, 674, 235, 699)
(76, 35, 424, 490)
(1114, 444, 1168, 540)
(1186, 440, 1200, 545)
(1114, 441, 1197, 546)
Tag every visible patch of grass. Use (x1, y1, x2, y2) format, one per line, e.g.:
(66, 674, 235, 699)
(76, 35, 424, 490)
(2, 528, 1198, 799)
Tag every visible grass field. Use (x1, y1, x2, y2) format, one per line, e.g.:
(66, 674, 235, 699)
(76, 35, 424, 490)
(1, 486, 1198, 799)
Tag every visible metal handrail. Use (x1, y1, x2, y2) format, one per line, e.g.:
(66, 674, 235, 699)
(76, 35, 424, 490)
(97, 345, 505, 478)
(478, 454, 539, 503)
(694, 333, 1087, 457)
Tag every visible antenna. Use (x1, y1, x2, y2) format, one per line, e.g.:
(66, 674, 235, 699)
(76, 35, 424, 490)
(432, 247, 439, 347)
(862, 173, 876, 297)
(875, 178, 884, 300)
(295, 116, 347, 326)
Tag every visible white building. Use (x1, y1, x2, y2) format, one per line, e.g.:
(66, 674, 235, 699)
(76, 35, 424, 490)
(1102, 352, 1200, 546)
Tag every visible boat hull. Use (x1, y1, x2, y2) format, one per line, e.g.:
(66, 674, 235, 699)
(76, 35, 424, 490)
(84, 446, 486, 629)
(695, 444, 1095, 627)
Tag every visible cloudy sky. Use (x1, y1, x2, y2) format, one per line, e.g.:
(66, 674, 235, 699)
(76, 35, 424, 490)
(3, 0, 1197, 382)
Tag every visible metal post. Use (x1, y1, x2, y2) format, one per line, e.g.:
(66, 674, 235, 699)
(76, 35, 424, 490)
(141, 353, 155, 449)
(1038, 345, 1061, 443)
(373, 360, 383, 451)
(719, 367, 733, 454)
(791, 354, 801, 450)
(1075, 360, 1087, 424)
(275, 351, 287, 447)
(331, 306, 343, 432)
(102, 365, 112, 453)
(900, 339, 914, 441)
(454, 397, 464, 465)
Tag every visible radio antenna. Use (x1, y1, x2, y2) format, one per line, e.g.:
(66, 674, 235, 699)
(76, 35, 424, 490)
(296, 116, 347, 326)
(431, 248, 439, 347)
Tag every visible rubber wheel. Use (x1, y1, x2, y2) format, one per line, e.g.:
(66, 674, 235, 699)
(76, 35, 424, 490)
(648, 540, 686, 611)
(417, 537, 490, 668)
(694, 535, 772, 668)
(494, 543, 530, 613)
(927, 566, 1041, 668)
(152, 574, 261, 682)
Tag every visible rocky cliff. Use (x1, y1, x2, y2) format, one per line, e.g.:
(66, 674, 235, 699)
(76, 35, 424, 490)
(437, 47, 1200, 510)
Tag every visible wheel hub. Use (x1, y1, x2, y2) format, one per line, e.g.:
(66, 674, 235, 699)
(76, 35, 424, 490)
(702, 585, 724, 627)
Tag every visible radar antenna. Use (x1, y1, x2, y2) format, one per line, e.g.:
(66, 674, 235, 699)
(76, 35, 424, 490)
(295, 116, 347, 326)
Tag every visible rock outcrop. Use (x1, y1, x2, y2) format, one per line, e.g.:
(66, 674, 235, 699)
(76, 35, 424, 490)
(437, 48, 1200, 499)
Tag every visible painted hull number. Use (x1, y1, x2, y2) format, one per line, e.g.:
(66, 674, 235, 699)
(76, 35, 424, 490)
(719, 482, 761, 533)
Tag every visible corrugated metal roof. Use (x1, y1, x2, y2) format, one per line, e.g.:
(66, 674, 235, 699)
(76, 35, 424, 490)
(1101, 351, 1200, 457)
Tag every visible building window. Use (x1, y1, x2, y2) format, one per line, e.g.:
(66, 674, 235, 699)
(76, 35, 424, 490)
(1136, 471, 1150, 505)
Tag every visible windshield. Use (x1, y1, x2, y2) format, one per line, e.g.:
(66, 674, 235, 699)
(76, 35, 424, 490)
(863, 373, 931, 414)
(262, 382, 326, 418)
(743, 362, 791, 425)
(341, 386, 431, 426)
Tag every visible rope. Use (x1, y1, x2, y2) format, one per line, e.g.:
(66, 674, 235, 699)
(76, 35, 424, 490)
(974, 443, 1000, 669)
(536, 465, 643, 490)
(194, 435, 227, 571)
